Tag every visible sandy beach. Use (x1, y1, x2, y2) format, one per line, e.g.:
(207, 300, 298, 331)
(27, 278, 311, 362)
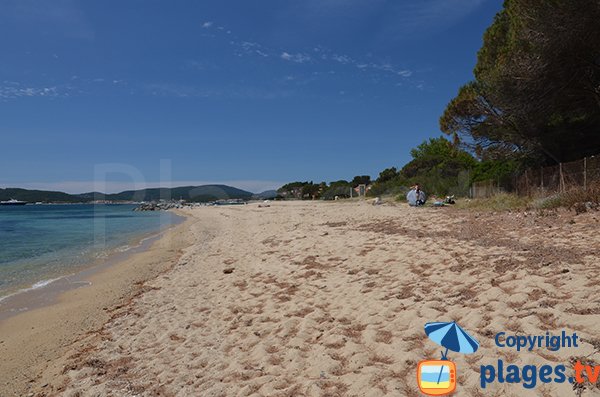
(5, 200, 600, 396)
(0, 216, 193, 397)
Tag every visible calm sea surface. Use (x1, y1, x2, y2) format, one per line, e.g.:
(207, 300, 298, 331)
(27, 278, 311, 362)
(0, 204, 180, 300)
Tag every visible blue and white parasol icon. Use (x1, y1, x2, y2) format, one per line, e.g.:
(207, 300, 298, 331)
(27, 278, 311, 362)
(424, 321, 479, 384)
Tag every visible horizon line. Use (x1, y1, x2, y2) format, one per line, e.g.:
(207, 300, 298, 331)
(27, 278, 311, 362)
(0, 180, 285, 195)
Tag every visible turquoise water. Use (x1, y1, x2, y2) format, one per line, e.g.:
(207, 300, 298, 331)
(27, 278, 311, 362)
(0, 204, 180, 299)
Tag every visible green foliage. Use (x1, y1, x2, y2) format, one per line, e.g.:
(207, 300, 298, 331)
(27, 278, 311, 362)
(440, 0, 600, 163)
(368, 137, 477, 198)
(277, 177, 376, 200)
(405, 137, 477, 177)
(351, 175, 371, 187)
(277, 181, 310, 193)
(471, 159, 520, 184)
(367, 176, 407, 197)
(321, 183, 352, 200)
(277, 181, 329, 199)
(398, 137, 477, 196)
(456, 192, 531, 211)
(329, 180, 349, 186)
(368, 168, 404, 197)
(301, 183, 322, 199)
(376, 167, 398, 183)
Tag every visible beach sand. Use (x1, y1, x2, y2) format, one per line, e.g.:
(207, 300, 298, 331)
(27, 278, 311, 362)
(0, 216, 193, 397)
(6, 201, 600, 396)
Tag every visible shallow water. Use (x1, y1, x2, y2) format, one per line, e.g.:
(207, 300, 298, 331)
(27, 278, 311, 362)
(0, 204, 179, 299)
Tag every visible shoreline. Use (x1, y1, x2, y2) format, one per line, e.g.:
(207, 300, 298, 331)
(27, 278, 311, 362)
(0, 212, 185, 322)
(0, 210, 193, 397)
(53, 202, 600, 396)
(4, 201, 600, 396)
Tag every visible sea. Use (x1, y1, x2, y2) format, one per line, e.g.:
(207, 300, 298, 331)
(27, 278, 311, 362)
(0, 204, 181, 302)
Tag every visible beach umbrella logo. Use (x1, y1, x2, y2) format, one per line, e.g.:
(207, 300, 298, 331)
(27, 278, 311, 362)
(417, 321, 479, 396)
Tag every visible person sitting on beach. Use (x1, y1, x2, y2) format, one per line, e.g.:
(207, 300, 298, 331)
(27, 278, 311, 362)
(414, 184, 426, 206)
(407, 183, 426, 206)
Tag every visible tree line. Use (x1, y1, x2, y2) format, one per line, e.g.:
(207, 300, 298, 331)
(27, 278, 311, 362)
(280, 1, 600, 198)
(440, 0, 600, 164)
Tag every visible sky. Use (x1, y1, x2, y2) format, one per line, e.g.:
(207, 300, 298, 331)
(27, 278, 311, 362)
(0, 0, 502, 193)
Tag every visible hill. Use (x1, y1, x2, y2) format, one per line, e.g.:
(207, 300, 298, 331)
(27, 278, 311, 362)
(0, 188, 82, 203)
(98, 185, 253, 202)
(252, 190, 278, 200)
(0, 185, 254, 203)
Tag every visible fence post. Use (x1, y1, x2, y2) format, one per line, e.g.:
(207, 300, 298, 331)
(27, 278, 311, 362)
(584, 157, 587, 190)
(559, 163, 564, 193)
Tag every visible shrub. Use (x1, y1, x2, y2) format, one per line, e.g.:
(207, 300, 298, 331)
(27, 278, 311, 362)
(456, 193, 531, 211)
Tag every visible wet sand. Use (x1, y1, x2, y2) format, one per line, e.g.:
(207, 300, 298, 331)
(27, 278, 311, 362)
(0, 214, 193, 397)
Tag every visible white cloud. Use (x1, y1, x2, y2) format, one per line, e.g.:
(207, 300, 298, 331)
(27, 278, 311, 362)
(0, 84, 61, 99)
(281, 52, 311, 63)
(144, 83, 212, 98)
(331, 54, 352, 64)
(143, 82, 291, 100)
(229, 40, 270, 58)
(202, 21, 213, 28)
(198, 22, 416, 88)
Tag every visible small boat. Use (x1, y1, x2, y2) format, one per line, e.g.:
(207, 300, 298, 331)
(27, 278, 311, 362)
(0, 198, 27, 206)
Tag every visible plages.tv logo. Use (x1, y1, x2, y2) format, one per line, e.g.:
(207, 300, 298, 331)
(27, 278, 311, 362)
(417, 321, 480, 396)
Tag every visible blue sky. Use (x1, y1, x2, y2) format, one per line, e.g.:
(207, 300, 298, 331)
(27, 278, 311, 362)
(0, 0, 501, 193)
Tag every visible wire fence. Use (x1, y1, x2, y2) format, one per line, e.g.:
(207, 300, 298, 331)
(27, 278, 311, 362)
(470, 155, 600, 198)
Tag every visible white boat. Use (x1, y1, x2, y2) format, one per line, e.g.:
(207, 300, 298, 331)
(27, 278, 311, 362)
(0, 198, 27, 206)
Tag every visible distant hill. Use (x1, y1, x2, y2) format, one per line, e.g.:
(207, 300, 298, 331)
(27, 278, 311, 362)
(0, 188, 82, 203)
(252, 190, 278, 200)
(1, 185, 254, 203)
(97, 185, 253, 202)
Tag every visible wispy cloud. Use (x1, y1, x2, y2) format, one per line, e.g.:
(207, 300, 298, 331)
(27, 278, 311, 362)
(0, 82, 65, 99)
(143, 82, 292, 100)
(330, 54, 352, 64)
(202, 24, 415, 89)
(144, 83, 213, 98)
(234, 41, 269, 58)
(0, 76, 134, 100)
(202, 21, 213, 28)
(281, 52, 311, 63)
